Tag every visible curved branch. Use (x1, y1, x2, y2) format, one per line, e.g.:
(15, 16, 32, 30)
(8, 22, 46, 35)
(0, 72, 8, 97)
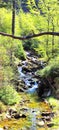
(0, 32, 59, 40)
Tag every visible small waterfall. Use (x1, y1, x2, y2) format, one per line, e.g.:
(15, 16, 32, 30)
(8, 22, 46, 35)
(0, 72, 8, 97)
(18, 64, 39, 94)
(18, 66, 25, 78)
(27, 81, 38, 93)
(17, 51, 47, 94)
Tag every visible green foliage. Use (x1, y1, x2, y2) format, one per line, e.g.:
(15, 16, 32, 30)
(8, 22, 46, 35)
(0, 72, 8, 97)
(18, 11, 37, 35)
(0, 36, 14, 87)
(0, 36, 23, 105)
(0, 85, 20, 105)
(14, 41, 26, 60)
(0, 0, 59, 106)
(3, 66, 14, 83)
(0, 8, 11, 33)
(0, 35, 26, 88)
(37, 56, 59, 78)
(18, 11, 47, 57)
(48, 97, 58, 107)
(0, 5, 59, 58)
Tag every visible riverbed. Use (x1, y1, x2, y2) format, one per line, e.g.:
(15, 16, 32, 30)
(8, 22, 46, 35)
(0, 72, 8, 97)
(0, 51, 59, 130)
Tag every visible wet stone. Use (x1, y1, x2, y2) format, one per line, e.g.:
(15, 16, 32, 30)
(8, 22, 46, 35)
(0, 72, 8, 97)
(47, 122, 54, 127)
(42, 116, 51, 121)
(37, 120, 45, 127)
(11, 113, 26, 119)
(41, 111, 54, 117)
(3, 126, 8, 130)
(20, 107, 29, 113)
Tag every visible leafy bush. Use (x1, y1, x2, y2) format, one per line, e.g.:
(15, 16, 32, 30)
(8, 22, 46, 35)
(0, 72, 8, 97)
(0, 85, 20, 105)
(0, 8, 11, 33)
(0, 45, 10, 66)
(37, 56, 59, 78)
(15, 42, 26, 60)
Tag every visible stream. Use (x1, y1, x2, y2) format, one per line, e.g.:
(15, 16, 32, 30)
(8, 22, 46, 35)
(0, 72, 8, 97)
(0, 51, 58, 130)
(18, 65, 38, 93)
(17, 52, 41, 130)
(16, 51, 54, 130)
(18, 51, 41, 94)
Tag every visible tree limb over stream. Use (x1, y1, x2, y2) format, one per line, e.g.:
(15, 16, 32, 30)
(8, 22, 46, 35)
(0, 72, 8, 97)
(0, 32, 59, 40)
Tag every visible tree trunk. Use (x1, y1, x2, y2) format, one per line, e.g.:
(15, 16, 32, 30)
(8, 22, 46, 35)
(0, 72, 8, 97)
(46, 19, 49, 57)
(52, 23, 54, 56)
(12, 0, 15, 35)
(11, 0, 16, 65)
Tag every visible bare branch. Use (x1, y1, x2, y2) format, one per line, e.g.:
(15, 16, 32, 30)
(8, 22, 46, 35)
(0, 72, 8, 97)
(0, 32, 59, 40)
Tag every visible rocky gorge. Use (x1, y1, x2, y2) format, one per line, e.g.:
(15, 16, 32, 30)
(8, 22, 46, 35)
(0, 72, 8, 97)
(16, 51, 51, 97)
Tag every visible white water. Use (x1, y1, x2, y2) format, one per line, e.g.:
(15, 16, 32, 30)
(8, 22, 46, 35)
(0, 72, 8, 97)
(18, 66, 25, 77)
(27, 82, 38, 93)
(18, 65, 38, 93)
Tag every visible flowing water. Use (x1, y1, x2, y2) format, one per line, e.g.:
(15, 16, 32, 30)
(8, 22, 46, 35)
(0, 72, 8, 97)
(0, 52, 59, 130)
(18, 66, 38, 93)
(15, 52, 53, 130)
(18, 51, 40, 94)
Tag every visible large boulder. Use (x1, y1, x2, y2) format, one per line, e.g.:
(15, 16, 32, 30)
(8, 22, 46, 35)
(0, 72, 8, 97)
(37, 78, 51, 98)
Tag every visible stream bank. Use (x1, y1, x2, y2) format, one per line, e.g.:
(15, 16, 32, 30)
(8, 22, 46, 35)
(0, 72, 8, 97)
(0, 51, 59, 130)
(0, 93, 54, 130)
(16, 51, 51, 97)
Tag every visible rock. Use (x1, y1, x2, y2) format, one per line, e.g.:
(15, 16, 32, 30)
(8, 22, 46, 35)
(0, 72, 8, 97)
(17, 86, 26, 92)
(6, 108, 18, 119)
(7, 107, 27, 119)
(6, 113, 11, 119)
(37, 78, 52, 97)
(31, 57, 38, 64)
(14, 113, 26, 119)
(0, 128, 3, 130)
(37, 120, 45, 127)
(14, 114, 20, 119)
(18, 62, 22, 66)
(22, 66, 31, 72)
(41, 111, 54, 117)
(20, 107, 29, 112)
(3, 126, 8, 130)
(47, 122, 54, 127)
(20, 114, 26, 118)
(42, 89, 51, 97)
(8, 108, 17, 116)
(42, 116, 51, 121)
